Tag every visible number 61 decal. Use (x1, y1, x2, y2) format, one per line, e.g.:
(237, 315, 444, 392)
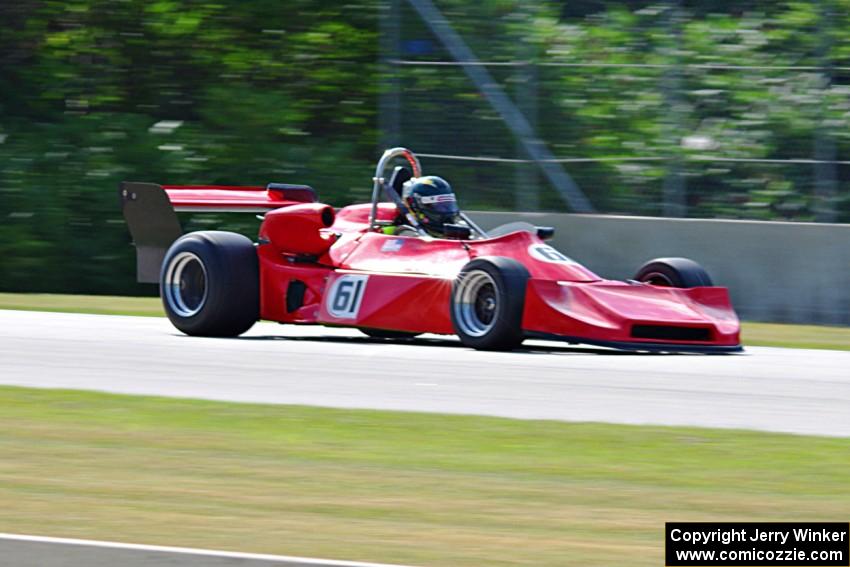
(528, 244, 576, 264)
(326, 274, 369, 319)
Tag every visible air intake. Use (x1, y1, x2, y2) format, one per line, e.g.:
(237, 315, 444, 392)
(631, 325, 712, 342)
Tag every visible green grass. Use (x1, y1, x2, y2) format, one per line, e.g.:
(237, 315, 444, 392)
(0, 386, 848, 566)
(0, 292, 162, 317)
(741, 321, 850, 351)
(1, 292, 848, 351)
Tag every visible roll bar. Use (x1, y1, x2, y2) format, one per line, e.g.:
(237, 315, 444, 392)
(368, 147, 422, 231)
(367, 147, 488, 239)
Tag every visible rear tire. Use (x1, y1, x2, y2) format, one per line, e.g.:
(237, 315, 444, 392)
(450, 257, 529, 350)
(634, 257, 713, 288)
(160, 231, 259, 336)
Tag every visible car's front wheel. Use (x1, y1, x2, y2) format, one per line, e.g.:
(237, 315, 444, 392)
(160, 231, 259, 336)
(633, 257, 713, 288)
(450, 257, 529, 351)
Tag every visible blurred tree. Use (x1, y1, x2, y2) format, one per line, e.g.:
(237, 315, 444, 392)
(0, 0, 379, 294)
(0, 0, 848, 295)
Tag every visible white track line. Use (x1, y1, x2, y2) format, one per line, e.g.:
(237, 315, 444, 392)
(0, 533, 418, 567)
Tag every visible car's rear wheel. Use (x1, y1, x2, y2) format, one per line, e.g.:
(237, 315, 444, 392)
(451, 257, 529, 350)
(160, 231, 259, 336)
(634, 257, 713, 288)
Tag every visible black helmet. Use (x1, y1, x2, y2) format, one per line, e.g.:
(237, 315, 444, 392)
(402, 176, 460, 236)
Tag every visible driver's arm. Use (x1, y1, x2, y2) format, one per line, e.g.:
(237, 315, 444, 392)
(382, 225, 419, 237)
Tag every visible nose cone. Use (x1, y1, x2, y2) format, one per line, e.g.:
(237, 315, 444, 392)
(523, 279, 741, 349)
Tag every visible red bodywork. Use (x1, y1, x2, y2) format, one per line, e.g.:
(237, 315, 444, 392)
(164, 185, 741, 351)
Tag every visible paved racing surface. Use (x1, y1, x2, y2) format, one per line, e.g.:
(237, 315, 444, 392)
(2, 309, 848, 437)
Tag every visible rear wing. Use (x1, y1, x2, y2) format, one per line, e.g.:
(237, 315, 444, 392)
(119, 182, 316, 283)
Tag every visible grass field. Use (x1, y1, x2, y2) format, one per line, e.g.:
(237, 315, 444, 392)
(1, 292, 848, 351)
(0, 292, 162, 317)
(741, 321, 850, 351)
(0, 386, 848, 566)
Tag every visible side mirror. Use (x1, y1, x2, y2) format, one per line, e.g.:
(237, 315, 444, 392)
(443, 223, 472, 240)
(536, 226, 555, 240)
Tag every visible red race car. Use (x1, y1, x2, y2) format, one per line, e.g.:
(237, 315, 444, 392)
(120, 147, 741, 352)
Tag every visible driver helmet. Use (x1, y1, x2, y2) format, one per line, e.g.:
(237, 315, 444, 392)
(402, 176, 460, 236)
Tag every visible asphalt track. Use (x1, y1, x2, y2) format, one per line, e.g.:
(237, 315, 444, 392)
(1, 309, 848, 437)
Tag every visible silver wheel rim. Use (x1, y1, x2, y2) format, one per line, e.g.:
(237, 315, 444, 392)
(164, 251, 208, 317)
(453, 270, 499, 337)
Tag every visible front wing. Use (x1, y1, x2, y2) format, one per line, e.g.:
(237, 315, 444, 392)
(522, 279, 741, 352)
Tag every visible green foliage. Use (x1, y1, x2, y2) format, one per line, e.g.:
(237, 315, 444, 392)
(0, 1, 848, 294)
(0, 0, 378, 293)
(394, 1, 850, 218)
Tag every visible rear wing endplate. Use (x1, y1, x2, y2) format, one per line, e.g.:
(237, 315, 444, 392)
(119, 181, 316, 283)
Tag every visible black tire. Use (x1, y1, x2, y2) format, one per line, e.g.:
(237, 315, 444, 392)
(450, 257, 529, 350)
(633, 257, 713, 288)
(160, 231, 259, 336)
(359, 328, 421, 340)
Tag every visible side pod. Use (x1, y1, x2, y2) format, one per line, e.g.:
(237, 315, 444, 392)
(119, 182, 183, 283)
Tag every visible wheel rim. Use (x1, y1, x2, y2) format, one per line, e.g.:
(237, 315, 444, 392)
(164, 252, 208, 317)
(642, 271, 674, 287)
(454, 270, 499, 337)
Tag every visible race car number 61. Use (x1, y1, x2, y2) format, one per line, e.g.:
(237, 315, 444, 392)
(529, 244, 576, 264)
(327, 274, 369, 319)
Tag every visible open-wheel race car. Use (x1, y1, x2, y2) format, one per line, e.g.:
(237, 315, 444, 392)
(120, 147, 741, 352)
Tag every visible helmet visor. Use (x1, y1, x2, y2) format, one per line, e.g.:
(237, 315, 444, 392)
(418, 193, 459, 216)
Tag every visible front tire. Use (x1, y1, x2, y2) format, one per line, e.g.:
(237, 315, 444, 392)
(634, 257, 713, 288)
(450, 257, 529, 350)
(160, 231, 259, 336)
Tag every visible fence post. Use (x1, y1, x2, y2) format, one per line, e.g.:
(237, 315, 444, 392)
(379, 0, 401, 150)
(514, 0, 540, 212)
(661, 0, 686, 218)
(813, 0, 838, 223)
